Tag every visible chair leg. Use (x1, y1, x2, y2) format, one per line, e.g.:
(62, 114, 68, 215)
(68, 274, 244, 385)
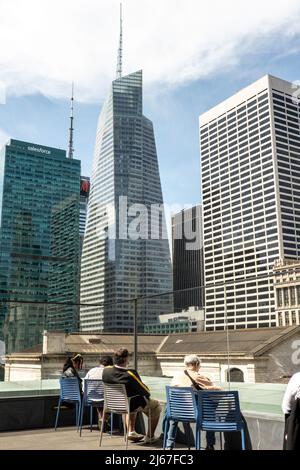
(163, 418, 169, 449)
(90, 406, 93, 432)
(54, 399, 61, 431)
(79, 402, 84, 436)
(76, 403, 79, 430)
(110, 412, 113, 437)
(122, 414, 127, 442)
(197, 428, 201, 450)
(125, 414, 129, 450)
(220, 432, 223, 450)
(241, 428, 245, 450)
(99, 408, 106, 447)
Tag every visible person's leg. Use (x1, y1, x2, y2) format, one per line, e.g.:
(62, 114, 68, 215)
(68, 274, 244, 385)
(206, 431, 215, 448)
(165, 420, 178, 449)
(125, 412, 137, 433)
(143, 399, 161, 438)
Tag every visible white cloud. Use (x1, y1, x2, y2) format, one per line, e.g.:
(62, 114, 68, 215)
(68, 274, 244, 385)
(0, 0, 300, 102)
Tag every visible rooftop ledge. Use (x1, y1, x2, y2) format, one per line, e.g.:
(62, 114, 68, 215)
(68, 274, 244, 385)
(0, 376, 286, 418)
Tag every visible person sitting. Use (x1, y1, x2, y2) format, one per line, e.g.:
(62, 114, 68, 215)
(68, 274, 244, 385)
(62, 353, 83, 387)
(165, 354, 221, 450)
(282, 371, 300, 449)
(102, 347, 161, 444)
(84, 355, 113, 429)
(85, 355, 113, 381)
(61, 354, 84, 408)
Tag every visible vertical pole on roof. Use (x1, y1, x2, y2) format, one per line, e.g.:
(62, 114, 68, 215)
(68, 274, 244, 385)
(133, 298, 138, 371)
(224, 283, 231, 390)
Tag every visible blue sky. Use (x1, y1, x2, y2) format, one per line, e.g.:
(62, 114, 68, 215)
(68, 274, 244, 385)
(1, 0, 300, 208)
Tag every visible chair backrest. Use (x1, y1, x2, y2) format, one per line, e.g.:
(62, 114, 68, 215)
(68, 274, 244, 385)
(103, 383, 129, 414)
(197, 390, 243, 431)
(83, 379, 104, 405)
(166, 386, 198, 422)
(60, 377, 81, 402)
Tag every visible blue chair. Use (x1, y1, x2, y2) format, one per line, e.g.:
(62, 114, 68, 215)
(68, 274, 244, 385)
(197, 390, 245, 450)
(163, 386, 200, 450)
(54, 377, 82, 430)
(79, 379, 114, 436)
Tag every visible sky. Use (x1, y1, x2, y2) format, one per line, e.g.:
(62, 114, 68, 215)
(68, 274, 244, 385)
(1, 0, 300, 208)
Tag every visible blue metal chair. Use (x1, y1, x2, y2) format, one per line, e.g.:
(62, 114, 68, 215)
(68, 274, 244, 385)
(79, 379, 114, 436)
(197, 390, 245, 450)
(163, 386, 200, 450)
(54, 377, 82, 430)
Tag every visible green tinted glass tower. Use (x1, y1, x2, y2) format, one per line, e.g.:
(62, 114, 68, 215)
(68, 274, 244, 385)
(0, 139, 81, 352)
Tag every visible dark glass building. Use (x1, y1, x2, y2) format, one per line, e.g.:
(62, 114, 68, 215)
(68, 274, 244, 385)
(0, 139, 81, 352)
(172, 205, 204, 312)
(80, 70, 173, 332)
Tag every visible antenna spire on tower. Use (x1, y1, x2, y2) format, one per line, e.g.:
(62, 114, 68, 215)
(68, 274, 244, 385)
(68, 82, 74, 159)
(116, 3, 123, 79)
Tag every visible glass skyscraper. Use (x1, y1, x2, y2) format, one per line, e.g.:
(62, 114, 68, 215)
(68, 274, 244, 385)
(0, 139, 81, 352)
(200, 75, 300, 331)
(80, 70, 172, 332)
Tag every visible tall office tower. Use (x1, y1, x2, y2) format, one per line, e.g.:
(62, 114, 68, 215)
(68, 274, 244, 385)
(80, 70, 172, 332)
(79, 177, 90, 243)
(200, 75, 300, 331)
(172, 205, 204, 312)
(0, 140, 80, 352)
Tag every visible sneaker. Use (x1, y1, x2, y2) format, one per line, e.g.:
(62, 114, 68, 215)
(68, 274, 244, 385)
(143, 435, 160, 445)
(205, 445, 215, 450)
(128, 431, 145, 442)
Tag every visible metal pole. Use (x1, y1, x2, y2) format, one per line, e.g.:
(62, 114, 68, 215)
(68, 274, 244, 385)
(133, 298, 138, 371)
(224, 284, 231, 391)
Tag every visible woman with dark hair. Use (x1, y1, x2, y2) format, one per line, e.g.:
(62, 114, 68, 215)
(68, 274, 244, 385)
(62, 354, 83, 388)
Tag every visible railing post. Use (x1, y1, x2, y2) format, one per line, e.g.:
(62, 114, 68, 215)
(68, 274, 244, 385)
(133, 298, 138, 371)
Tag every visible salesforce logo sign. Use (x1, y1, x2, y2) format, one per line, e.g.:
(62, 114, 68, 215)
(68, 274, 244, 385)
(28, 146, 51, 155)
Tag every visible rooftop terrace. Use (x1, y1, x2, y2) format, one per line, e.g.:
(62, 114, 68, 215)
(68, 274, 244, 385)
(0, 427, 172, 451)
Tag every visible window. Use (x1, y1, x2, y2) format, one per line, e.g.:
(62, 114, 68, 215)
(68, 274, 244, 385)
(277, 289, 283, 307)
(284, 287, 289, 306)
(290, 287, 296, 306)
(226, 368, 244, 383)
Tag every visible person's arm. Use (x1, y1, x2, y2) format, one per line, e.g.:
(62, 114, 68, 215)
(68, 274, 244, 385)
(63, 367, 74, 378)
(197, 375, 222, 390)
(282, 374, 299, 415)
(127, 369, 150, 395)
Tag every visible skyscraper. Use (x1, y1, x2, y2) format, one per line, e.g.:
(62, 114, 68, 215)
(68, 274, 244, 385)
(172, 205, 204, 312)
(0, 140, 81, 352)
(80, 70, 172, 332)
(200, 75, 300, 331)
(79, 176, 90, 243)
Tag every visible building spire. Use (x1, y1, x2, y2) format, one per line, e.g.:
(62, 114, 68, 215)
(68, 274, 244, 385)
(116, 3, 123, 79)
(68, 82, 74, 159)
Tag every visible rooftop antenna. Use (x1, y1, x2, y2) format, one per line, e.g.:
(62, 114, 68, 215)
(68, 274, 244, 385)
(116, 3, 123, 79)
(68, 82, 74, 159)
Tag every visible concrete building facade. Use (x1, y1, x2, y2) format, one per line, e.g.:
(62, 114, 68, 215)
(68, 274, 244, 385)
(273, 258, 300, 326)
(200, 75, 300, 331)
(4, 327, 300, 384)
